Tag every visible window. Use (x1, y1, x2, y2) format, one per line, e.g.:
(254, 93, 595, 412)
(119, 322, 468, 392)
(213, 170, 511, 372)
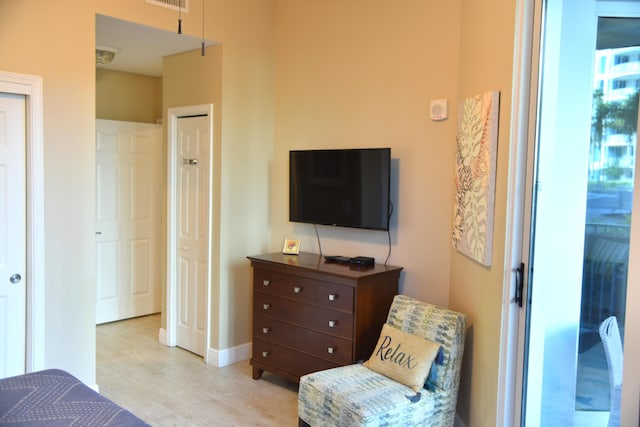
(599, 56, 607, 73)
(615, 54, 630, 65)
(614, 79, 628, 89)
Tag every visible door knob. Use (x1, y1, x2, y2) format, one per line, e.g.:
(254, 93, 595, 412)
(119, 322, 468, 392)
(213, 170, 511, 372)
(9, 273, 21, 284)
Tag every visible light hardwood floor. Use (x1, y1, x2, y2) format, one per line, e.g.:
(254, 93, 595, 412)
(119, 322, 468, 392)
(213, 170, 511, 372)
(96, 314, 299, 426)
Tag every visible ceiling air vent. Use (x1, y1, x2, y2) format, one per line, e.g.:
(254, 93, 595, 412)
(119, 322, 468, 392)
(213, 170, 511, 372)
(146, 0, 189, 12)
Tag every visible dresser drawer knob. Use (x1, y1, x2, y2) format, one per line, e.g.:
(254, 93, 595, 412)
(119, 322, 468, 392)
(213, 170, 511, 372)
(262, 351, 270, 358)
(263, 279, 270, 286)
(262, 327, 270, 334)
(327, 346, 336, 354)
(328, 320, 336, 328)
(263, 303, 270, 310)
(293, 286, 302, 294)
(328, 294, 337, 301)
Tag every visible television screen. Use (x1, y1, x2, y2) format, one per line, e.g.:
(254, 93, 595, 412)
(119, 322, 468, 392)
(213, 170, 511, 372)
(289, 148, 391, 231)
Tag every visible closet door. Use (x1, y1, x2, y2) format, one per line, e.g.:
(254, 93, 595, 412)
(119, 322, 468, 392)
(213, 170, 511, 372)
(0, 93, 26, 377)
(96, 119, 162, 324)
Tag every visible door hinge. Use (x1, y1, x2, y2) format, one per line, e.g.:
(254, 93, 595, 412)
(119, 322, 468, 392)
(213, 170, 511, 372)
(514, 262, 525, 308)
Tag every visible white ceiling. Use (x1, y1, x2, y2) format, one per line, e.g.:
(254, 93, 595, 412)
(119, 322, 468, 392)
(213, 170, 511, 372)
(96, 14, 216, 77)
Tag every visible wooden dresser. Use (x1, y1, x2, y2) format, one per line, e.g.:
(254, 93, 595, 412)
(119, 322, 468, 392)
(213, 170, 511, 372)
(247, 252, 402, 383)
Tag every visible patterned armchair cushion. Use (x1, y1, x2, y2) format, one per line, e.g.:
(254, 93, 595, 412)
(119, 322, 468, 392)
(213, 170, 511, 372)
(385, 295, 467, 392)
(298, 295, 467, 427)
(298, 364, 437, 426)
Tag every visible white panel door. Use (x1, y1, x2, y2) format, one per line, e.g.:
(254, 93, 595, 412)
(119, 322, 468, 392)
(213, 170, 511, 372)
(0, 93, 26, 377)
(96, 120, 162, 324)
(176, 115, 209, 356)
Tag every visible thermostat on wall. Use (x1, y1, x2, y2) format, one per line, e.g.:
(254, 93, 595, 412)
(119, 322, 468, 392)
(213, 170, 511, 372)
(430, 99, 448, 121)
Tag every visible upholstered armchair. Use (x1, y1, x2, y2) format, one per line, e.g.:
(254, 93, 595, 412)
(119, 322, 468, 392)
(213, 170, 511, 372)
(298, 294, 467, 426)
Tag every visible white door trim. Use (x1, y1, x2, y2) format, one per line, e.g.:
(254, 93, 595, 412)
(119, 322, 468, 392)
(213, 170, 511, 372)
(164, 104, 213, 362)
(496, 0, 539, 425)
(0, 71, 45, 373)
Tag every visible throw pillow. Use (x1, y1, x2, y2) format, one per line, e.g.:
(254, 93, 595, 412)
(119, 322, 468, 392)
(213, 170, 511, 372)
(364, 324, 441, 392)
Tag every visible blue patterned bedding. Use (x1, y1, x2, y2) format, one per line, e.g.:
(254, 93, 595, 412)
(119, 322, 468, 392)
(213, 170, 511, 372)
(0, 369, 149, 426)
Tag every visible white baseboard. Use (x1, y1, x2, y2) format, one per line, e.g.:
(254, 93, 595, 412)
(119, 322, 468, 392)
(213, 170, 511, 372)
(206, 342, 251, 367)
(455, 413, 467, 427)
(157, 328, 251, 367)
(158, 328, 167, 346)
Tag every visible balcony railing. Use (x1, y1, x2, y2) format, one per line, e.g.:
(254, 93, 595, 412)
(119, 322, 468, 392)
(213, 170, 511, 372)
(610, 60, 640, 75)
(580, 224, 630, 332)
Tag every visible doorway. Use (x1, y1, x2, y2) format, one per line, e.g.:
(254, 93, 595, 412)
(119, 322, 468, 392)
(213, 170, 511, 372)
(517, 1, 639, 425)
(95, 14, 217, 358)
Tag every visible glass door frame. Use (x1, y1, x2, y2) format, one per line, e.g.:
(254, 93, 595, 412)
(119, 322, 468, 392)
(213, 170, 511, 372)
(501, 1, 640, 426)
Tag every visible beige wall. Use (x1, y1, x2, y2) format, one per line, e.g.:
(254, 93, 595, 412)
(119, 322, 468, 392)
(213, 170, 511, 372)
(0, 1, 97, 385)
(272, 0, 461, 308)
(5, 1, 596, 425)
(450, 0, 516, 425)
(96, 69, 162, 123)
(0, 0, 275, 385)
(272, 0, 516, 425)
(213, 1, 275, 350)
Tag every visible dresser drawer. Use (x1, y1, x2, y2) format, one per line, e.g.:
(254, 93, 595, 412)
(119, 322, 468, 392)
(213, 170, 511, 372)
(315, 281, 353, 312)
(254, 293, 353, 339)
(254, 268, 354, 313)
(252, 338, 339, 378)
(254, 315, 352, 364)
(253, 269, 317, 304)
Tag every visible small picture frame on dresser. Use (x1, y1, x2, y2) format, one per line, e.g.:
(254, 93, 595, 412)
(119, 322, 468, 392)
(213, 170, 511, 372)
(282, 238, 300, 255)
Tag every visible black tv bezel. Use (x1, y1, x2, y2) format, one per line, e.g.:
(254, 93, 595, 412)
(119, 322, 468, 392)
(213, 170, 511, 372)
(289, 147, 391, 231)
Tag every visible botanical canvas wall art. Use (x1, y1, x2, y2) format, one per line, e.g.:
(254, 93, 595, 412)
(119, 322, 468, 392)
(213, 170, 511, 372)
(452, 91, 500, 266)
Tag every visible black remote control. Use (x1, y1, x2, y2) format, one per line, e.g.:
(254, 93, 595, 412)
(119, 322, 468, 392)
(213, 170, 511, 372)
(324, 255, 352, 263)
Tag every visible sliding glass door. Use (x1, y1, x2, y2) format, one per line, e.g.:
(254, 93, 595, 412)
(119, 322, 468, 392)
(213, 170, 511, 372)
(519, 1, 638, 425)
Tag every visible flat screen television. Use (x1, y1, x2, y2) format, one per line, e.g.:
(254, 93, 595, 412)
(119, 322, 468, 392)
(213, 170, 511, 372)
(289, 148, 391, 231)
